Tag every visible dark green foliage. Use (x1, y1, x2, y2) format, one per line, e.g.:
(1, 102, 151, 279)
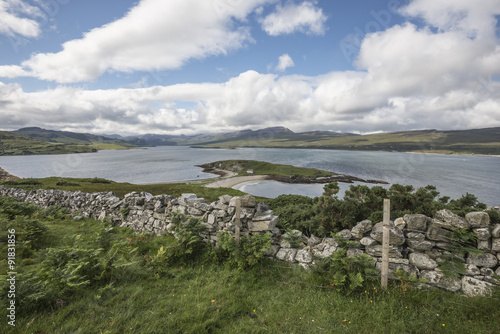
(4, 178, 42, 186)
(211, 231, 272, 269)
(90, 177, 112, 184)
(56, 180, 80, 186)
(486, 209, 500, 225)
(36, 205, 70, 220)
(269, 182, 487, 237)
(0, 196, 37, 219)
(439, 229, 480, 279)
(313, 248, 379, 293)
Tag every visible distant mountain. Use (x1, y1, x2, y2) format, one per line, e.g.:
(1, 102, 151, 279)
(13, 127, 136, 147)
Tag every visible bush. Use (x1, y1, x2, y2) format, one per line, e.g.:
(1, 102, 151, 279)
(211, 231, 272, 270)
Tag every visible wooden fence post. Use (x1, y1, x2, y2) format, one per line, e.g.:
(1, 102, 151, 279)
(381, 198, 390, 288)
(235, 197, 241, 245)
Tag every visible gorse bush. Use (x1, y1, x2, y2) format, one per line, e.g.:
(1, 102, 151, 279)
(270, 182, 488, 237)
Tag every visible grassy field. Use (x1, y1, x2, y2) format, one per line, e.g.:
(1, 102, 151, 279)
(1, 203, 499, 334)
(200, 160, 337, 178)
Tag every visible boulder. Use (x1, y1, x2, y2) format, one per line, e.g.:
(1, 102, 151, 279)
(492, 238, 500, 252)
(370, 221, 405, 245)
(465, 264, 480, 276)
(337, 229, 352, 240)
(466, 253, 498, 268)
(409, 252, 438, 270)
(465, 212, 490, 228)
(461, 277, 493, 297)
(394, 217, 406, 231)
(248, 216, 278, 232)
(434, 209, 469, 230)
(360, 237, 378, 247)
(404, 214, 428, 232)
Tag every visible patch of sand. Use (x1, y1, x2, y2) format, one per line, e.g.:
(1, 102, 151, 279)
(205, 175, 269, 188)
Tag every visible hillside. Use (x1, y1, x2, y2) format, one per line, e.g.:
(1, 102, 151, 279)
(0, 131, 97, 156)
(191, 127, 500, 155)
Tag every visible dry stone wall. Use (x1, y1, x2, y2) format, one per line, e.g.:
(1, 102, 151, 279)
(1, 185, 498, 297)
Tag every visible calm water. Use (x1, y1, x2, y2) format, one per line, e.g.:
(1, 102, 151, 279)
(0, 147, 498, 206)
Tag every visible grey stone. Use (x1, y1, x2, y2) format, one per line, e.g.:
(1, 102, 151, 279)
(360, 237, 378, 247)
(248, 216, 278, 232)
(407, 239, 435, 251)
(480, 268, 494, 276)
(366, 244, 403, 258)
(426, 225, 453, 242)
(351, 220, 372, 238)
(465, 212, 490, 228)
(409, 252, 438, 270)
(473, 228, 491, 241)
(496, 267, 500, 276)
(467, 253, 498, 268)
(492, 224, 500, 238)
(477, 239, 491, 251)
(337, 229, 352, 240)
(313, 245, 337, 258)
(295, 249, 313, 263)
(275, 248, 297, 262)
(307, 235, 322, 247)
(434, 209, 469, 230)
(492, 238, 500, 252)
(256, 202, 270, 214)
(370, 221, 405, 245)
(461, 277, 493, 297)
(347, 249, 364, 258)
(404, 214, 428, 232)
(465, 264, 480, 276)
(394, 217, 406, 231)
(263, 244, 280, 257)
(406, 232, 425, 241)
(420, 270, 443, 284)
(219, 195, 232, 204)
(241, 195, 256, 207)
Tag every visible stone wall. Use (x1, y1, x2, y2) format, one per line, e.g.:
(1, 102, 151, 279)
(1, 185, 498, 297)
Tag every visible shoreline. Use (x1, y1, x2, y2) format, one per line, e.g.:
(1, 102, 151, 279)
(0, 167, 21, 181)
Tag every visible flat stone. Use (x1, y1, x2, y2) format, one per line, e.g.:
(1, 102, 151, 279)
(426, 225, 453, 242)
(467, 253, 498, 268)
(360, 237, 378, 246)
(351, 220, 372, 238)
(465, 264, 480, 276)
(434, 209, 469, 230)
(406, 232, 425, 241)
(248, 216, 278, 232)
(409, 252, 438, 270)
(478, 239, 491, 251)
(407, 239, 435, 251)
(366, 244, 402, 258)
(394, 217, 406, 231)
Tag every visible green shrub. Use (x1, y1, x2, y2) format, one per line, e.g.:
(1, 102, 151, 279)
(90, 178, 111, 184)
(212, 231, 271, 270)
(486, 209, 500, 225)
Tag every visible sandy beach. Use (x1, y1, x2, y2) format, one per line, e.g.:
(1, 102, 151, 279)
(205, 175, 269, 188)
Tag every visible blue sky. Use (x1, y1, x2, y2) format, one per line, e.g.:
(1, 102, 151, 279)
(0, 0, 499, 135)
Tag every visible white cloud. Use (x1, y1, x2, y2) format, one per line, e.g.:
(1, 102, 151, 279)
(260, 1, 328, 36)
(1, 0, 273, 83)
(0, 0, 42, 37)
(275, 53, 294, 72)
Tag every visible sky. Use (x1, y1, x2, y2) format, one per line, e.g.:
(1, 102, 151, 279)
(0, 0, 499, 136)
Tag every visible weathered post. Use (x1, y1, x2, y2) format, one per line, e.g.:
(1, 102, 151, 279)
(235, 197, 241, 245)
(381, 198, 390, 288)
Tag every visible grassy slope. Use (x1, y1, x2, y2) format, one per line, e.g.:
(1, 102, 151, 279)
(194, 128, 500, 155)
(1, 210, 499, 333)
(201, 160, 336, 178)
(0, 131, 96, 156)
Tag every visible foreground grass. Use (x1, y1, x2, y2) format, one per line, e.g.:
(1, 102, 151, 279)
(1, 211, 499, 334)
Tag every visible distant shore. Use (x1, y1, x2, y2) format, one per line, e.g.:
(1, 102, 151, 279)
(0, 167, 21, 181)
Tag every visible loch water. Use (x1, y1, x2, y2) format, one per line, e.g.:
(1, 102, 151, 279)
(0, 146, 498, 206)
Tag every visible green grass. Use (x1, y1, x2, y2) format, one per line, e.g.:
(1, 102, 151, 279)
(1, 210, 499, 334)
(203, 160, 336, 178)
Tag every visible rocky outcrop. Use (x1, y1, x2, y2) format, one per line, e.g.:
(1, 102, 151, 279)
(0, 185, 498, 297)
